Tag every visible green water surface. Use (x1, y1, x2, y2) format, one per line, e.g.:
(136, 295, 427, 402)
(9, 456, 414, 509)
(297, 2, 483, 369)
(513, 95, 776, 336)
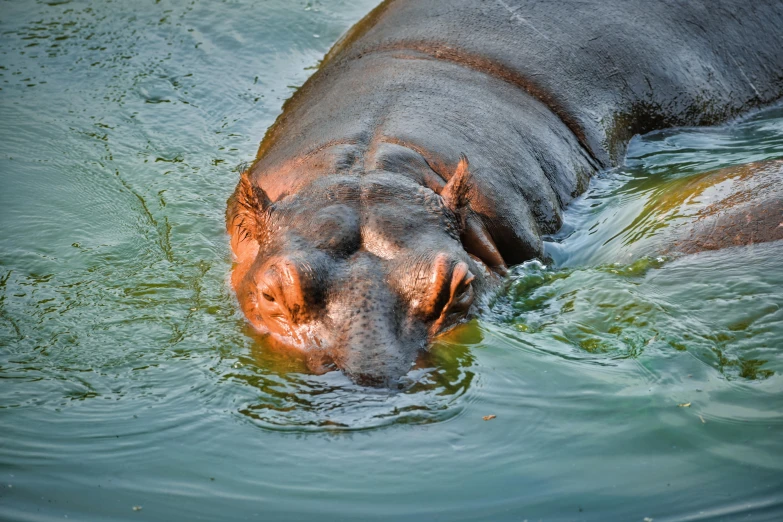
(1, 1, 782, 521)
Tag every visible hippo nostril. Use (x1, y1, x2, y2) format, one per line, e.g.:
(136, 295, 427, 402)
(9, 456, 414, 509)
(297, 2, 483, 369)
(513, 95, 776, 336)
(350, 372, 388, 388)
(306, 351, 337, 375)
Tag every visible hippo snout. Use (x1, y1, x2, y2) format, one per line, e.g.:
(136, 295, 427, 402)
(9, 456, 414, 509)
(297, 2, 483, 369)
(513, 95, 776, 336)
(334, 336, 421, 387)
(328, 288, 422, 387)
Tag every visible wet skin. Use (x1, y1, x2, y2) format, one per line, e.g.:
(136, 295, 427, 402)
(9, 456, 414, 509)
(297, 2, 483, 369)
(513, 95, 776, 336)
(653, 160, 783, 256)
(227, 0, 783, 385)
(229, 160, 490, 385)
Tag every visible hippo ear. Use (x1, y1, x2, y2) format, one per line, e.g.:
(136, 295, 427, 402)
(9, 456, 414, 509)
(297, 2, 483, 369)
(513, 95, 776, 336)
(440, 155, 508, 273)
(226, 171, 272, 260)
(440, 154, 471, 222)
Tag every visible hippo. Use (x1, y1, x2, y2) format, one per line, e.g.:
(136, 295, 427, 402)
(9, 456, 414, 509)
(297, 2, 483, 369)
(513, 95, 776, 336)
(227, 0, 783, 385)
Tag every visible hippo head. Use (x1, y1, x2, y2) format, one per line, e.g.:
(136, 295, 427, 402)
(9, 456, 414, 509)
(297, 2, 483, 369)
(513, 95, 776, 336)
(227, 156, 504, 386)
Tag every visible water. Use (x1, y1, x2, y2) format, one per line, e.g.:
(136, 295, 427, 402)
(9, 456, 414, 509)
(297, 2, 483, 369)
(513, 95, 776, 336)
(1, 1, 781, 520)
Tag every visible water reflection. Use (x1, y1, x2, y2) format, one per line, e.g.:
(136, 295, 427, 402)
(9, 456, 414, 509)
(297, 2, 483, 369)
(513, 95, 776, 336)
(227, 323, 479, 431)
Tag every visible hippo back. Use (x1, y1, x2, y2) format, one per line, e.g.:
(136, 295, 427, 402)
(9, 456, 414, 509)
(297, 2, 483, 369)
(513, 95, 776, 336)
(250, 0, 783, 263)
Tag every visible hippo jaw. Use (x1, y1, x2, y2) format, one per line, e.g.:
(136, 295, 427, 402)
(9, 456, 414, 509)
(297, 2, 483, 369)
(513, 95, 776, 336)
(227, 159, 497, 386)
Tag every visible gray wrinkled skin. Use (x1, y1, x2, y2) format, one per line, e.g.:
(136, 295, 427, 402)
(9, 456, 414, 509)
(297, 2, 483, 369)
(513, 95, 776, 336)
(229, 0, 783, 385)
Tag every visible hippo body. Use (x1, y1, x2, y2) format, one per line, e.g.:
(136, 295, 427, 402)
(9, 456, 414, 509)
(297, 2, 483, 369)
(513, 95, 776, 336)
(228, 0, 783, 385)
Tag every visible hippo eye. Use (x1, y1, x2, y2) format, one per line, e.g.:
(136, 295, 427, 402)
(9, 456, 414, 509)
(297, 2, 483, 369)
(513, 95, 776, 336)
(253, 258, 318, 327)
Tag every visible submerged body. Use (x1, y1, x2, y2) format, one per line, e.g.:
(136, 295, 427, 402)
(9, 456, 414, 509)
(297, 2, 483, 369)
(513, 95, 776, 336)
(228, 0, 783, 385)
(654, 160, 783, 256)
